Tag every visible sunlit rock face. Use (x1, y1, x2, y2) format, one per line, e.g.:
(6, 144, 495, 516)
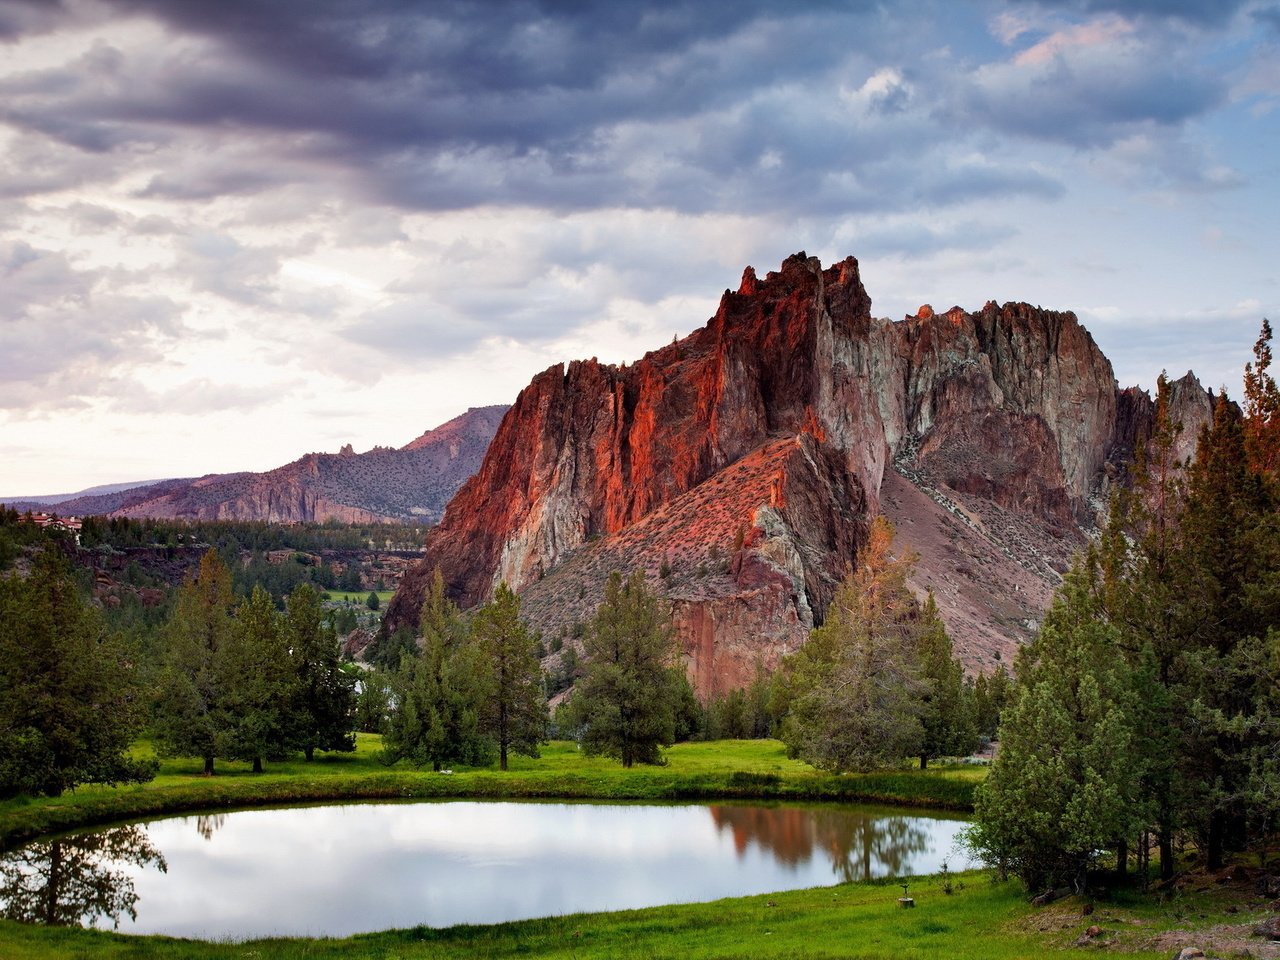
(386, 253, 1213, 693)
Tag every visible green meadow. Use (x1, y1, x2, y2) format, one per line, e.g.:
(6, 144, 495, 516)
(0, 738, 1247, 960)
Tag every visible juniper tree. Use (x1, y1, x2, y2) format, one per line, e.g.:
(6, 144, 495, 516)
(285, 583, 356, 761)
(471, 582, 547, 770)
(221, 585, 296, 773)
(381, 570, 493, 770)
(968, 563, 1147, 894)
(568, 571, 680, 767)
(779, 518, 927, 773)
(153, 550, 239, 776)
(0, 550, 156, 798)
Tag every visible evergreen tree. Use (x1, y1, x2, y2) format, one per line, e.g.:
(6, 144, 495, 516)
(354, 667, 391, 733)
(471, 583, 548, 770)
(568, 571, 680, 767)
(153, 550, 238, 776)
(380, 570, 493, 770)
(915, 592, 977, 769)
(670, 669, 704, 742)
(285, 583, 356, 761)
(779, 518, 927, 773)
(0, 550, 156, 798)
(968, 565, 1147, 894)
(1095, 374, 1193, 879)
(221, 586, 296, 773)
(971, 666, 1012, 741)
(1243, 318, 1280, 476)
(1177, 394, 1277, 867)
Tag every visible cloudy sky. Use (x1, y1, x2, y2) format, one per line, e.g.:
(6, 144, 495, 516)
(2, 0, 1277, 495)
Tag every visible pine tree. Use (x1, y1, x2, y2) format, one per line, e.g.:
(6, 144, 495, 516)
(380, 570, 493, 770)
(0, 550, 156, 798)
(220, 586, 296, 773)
(971, 665, 1013, 741)
(915, 592, 977, 769)
(1095, 374, 1193, 879)
(779, 517, 927, 773)
(569, 571, 680, 767)
(285, 583, 356, 761)
(354, 667, 391, 733)
(1243, 318, 1280, 476)
(471, 582, 547, 770)
(968, 564, 1147, 894)
(1177, 394, 1277, 867)
(153, 550, 238, 776)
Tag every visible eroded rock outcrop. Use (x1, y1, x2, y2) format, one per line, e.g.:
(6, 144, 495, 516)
(386, 253, 1214, 685)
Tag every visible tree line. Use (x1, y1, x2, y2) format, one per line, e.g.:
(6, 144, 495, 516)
(970, 322, 1280, 894)
(1, 512, 1002, 798)
(152, 552, 357, 774)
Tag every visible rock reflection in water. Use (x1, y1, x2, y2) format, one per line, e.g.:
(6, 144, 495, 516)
(0, 824, 167, 929)
(708, 805, 931, 881)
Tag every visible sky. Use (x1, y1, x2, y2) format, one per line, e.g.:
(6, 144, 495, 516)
(1, 0, 1278, 495)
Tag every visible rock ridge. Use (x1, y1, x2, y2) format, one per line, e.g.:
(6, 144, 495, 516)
(385, 254, 1214, 686)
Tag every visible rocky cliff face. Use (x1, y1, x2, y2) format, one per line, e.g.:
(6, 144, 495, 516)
(386, 254, 1213, 689)
(61, 406, 507, 524)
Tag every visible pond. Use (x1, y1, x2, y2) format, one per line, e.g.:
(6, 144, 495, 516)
(0, 800, 975, 939)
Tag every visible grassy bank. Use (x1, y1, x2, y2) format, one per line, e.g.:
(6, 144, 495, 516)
(0, 736, 981, 850)
(0, 739, 1262, 959)
(0, 866, 1214, 960)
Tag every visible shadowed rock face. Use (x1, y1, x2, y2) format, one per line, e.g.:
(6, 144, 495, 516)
(386, 253, 1213, 692)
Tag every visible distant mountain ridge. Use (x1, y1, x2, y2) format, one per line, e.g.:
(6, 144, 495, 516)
(0, 479, 172, 507)
(3, 406, 508, 524)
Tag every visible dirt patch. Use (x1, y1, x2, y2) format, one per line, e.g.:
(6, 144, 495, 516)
(1146, 921, 1280, 958)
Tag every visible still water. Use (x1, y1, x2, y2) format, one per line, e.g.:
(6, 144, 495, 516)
(0, 800, 974, 939)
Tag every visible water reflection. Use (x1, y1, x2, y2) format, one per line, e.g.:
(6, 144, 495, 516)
(708, 805, 932, 882)
(0, 801, 970, 939)
(195, 814, 226, 841)
(0, 824, 167, 929)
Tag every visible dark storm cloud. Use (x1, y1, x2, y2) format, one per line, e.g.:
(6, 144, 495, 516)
(3, 0, 1061, 217)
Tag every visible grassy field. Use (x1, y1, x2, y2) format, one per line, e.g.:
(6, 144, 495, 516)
(0, 868, 1206, 960)
(322, 590, 396, 605)
(0, 737, 982, 850)
(0, 739, 1256, 959)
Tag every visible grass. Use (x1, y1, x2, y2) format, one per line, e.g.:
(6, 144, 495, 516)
(0, 737, 981, 851)
(322, 590, 396, 604)
(0, 868, 1195, 960)
(0, 740, 1237, 959)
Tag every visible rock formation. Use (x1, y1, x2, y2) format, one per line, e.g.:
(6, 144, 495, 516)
(23, 406, 508, 524)
(385, 254, 1215, 691)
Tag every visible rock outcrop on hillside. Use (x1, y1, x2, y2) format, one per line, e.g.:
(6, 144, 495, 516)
(386, 254, 1213, 690)
(33, 406, 507, 525)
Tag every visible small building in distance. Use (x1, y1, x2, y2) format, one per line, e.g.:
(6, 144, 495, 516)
(22, 512, 84, 545)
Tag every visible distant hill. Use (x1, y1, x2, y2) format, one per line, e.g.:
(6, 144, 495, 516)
(3, 406, 508, 525)
(1, 479, 172, 509)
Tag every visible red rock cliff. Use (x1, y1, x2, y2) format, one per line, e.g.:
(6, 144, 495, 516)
(385, 254, 1211, 689)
